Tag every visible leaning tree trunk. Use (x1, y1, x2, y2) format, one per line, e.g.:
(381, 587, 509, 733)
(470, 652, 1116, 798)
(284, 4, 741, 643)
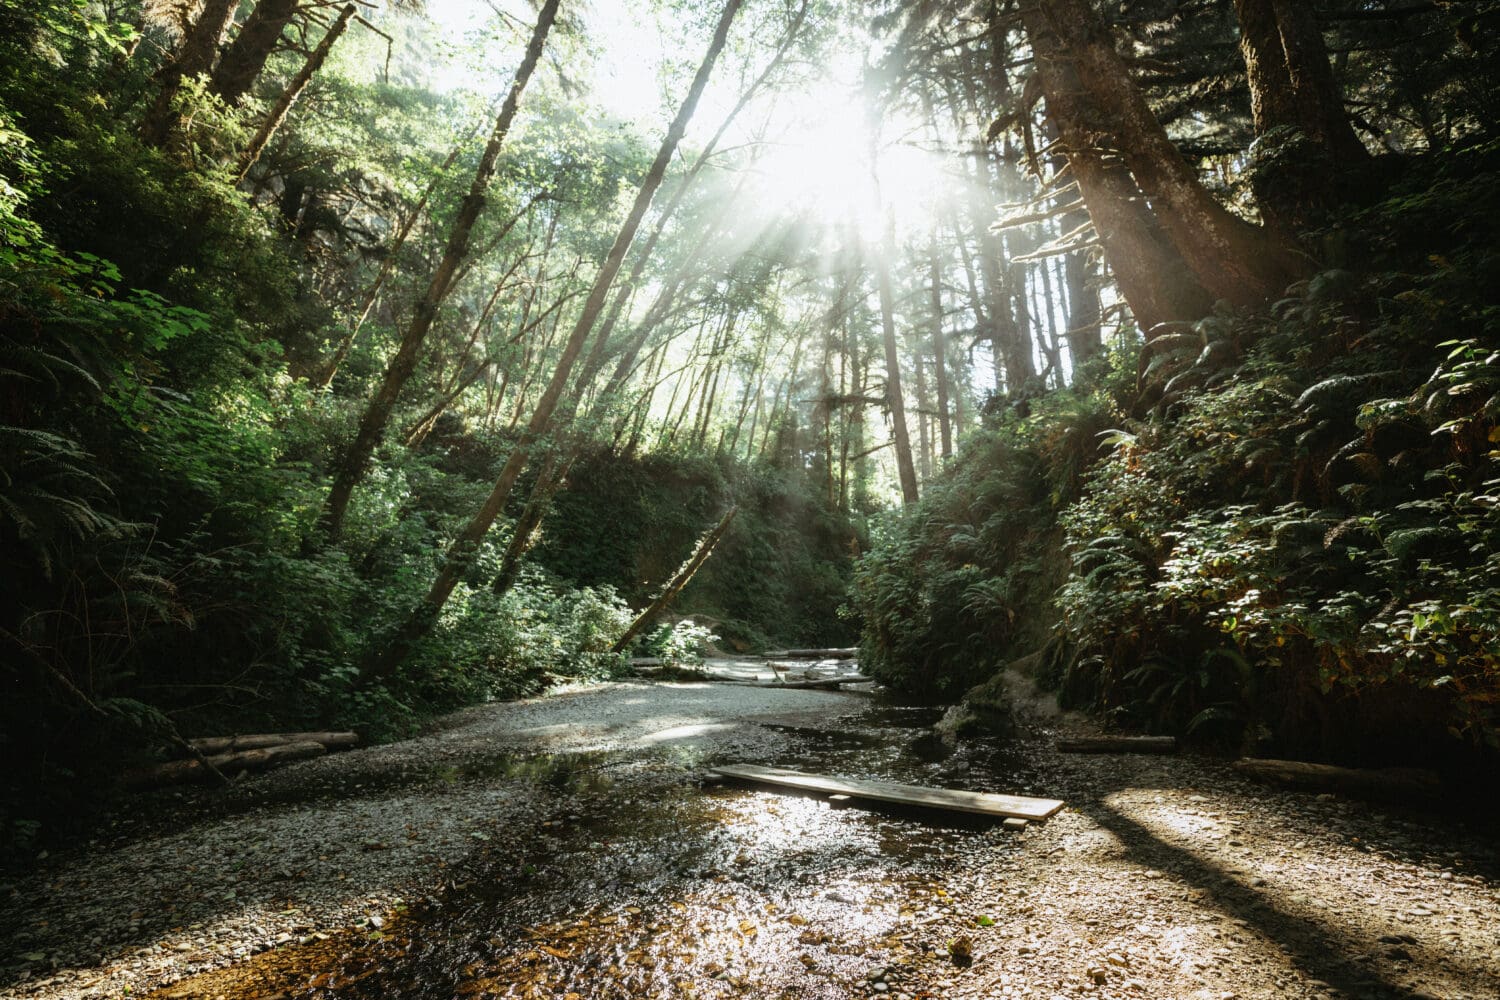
(359, 0, 747, 685)
(1063, 249, 1102, 366)
(209, 0, 298, 107)
(140, 0, 241, 147)
(236, 4, 356, 181)
(315, 0, 560, 544)
(1033, 0, 1304, 307)
(1020, 1, 1214, 333)
(609, 506, 738, 654)
(1232, 0, 1371, 236)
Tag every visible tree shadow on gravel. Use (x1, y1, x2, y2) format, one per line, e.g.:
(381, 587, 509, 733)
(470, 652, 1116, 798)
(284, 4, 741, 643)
(1080, 798, 1498, 1000)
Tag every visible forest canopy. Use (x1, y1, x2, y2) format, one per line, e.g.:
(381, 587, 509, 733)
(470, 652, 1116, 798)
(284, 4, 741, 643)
(2, 0, 1497, 851)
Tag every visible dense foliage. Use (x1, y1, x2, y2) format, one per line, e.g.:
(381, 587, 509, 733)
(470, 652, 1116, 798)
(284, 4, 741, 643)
(858, 144, 1500, 763)
(4, 0, 1499, 857)
(0, 0, 865, 854)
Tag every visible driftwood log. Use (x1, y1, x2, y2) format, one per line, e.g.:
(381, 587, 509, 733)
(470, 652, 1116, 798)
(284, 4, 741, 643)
(774, 675, 872, 689)
(185, 731, 359, 755)
(126, 740, 328, 789)
(1232, 758, 1442, 800)
(1057, 736, 1177, 754)
(721, 675, 872, 690)
(777, 648, 858, 660)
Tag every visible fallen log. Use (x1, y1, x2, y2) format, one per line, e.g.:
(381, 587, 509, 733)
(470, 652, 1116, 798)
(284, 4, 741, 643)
(126, 740, 327, 789)
(1232, 758, 1442, 801)
(770, 675, 872, 689)
(1057, 736, 1177, 754)
(779, 647, 858, 660)
(185, 731, 359, 756)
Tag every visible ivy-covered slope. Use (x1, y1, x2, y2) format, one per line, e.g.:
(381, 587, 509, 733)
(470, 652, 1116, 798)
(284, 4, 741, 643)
(855, 143, 1500, 765)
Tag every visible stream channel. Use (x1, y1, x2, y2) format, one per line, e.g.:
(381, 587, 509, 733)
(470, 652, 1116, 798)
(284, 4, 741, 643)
(148, 687, 1039, 1000)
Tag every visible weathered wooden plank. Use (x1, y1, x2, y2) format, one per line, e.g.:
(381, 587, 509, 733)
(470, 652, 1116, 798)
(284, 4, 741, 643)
(713, 675, 873, 690)
(1057, 736, 1177, 754)
(709, 764, 1064, 821)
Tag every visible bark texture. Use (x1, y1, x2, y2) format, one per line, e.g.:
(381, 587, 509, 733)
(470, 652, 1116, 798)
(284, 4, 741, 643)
(1020, 0, 1214, 332)
(1233, 0, 1371, 235)
(210, 0, 298, 107)
(236, 4, 355, 181)
(1026, 0, 1303, 309)
(609, 506, 739, 654)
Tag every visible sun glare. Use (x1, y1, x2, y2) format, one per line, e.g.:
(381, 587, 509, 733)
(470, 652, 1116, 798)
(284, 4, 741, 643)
(745, 98, 947, 248)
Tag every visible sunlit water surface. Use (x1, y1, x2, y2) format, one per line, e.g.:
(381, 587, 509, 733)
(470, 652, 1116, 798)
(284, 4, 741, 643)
(153, 697, 1039, 999)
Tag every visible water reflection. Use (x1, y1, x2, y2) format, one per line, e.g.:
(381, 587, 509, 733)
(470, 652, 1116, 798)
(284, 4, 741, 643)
(149, 695, 1032, 999)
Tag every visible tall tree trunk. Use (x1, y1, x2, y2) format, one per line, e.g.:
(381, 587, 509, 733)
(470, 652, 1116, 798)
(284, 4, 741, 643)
(907, 323, 933, 481)
(489, 83, 777, 599)
(948, 41, 1035, 390)
(761, 324, 806, 461)
(403, 361, 491, 449)
(209, 0, 298, 107)
(490, 447, 573, 597)
(140, 0, 241, 146)
(691, 307, 736, 449)
(729, 329, 770, 458)
(1232, 0, 1371, 236)
(236, 4, 356, 181)
(315, 0, 560, 543)
(1063, 250, 1101, 367)
(872, 207, 919, 506)
(572, 0, 808, 392)
(927, 237, 953, 462)
(361, 0, 746, 684)
(1031, 0, 1303, 306)
(1020, 1, 1214, 333)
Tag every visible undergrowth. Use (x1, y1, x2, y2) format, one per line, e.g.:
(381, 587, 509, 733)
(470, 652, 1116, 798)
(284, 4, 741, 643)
(857, 142, 1500, 762)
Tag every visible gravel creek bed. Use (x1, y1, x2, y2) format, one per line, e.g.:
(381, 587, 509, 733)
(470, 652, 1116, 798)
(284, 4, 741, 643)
(2, 676, 1498, 1000)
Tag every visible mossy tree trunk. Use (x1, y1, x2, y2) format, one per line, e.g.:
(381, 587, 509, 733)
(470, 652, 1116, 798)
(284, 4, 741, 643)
(140, 0, 241, 147)
(1025, 0, 1305, 310)
(1233, 0, 1372, 236)
(209, 0, 298, 107)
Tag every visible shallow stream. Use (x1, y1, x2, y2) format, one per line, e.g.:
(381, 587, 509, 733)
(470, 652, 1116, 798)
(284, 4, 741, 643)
(150, 694, 1038, 999)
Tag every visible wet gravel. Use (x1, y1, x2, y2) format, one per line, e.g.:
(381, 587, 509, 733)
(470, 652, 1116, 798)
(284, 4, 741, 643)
(3, 674, 1498, 1000)
(0, 681, 861, 999)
